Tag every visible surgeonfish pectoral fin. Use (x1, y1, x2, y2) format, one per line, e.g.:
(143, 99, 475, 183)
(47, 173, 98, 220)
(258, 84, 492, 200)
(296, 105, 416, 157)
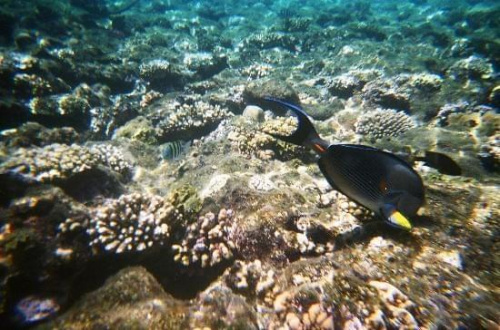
(382, 205, 412, 230)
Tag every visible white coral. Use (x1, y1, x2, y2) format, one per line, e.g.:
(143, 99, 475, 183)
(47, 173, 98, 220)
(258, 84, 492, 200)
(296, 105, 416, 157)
(355, 108, 416, 139)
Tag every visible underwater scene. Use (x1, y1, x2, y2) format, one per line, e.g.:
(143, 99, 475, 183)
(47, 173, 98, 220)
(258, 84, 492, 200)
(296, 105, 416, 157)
(0, 0, 499, 328)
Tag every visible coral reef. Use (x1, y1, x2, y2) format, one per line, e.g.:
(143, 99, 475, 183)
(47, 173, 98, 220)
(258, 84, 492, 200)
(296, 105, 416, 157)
(112, 116, 158, 144)
(327, 73, 363, 98)
(0, 122, 79, 148)
(243, 79, 300, 106)
(0, 144, 101, 183)
(139, 59, 191, 91)
(90, 143, 134, 177)
(408, 73, 443, 91)
(149, 97, 232, 142)
(0, 0, 498, 327)
(82, 193, 179, 254)
(15, 295, 60, 324)
(242, 32, 298, 51)
(0, 143, 133, 183)
(449, 55, 494, 80)
(226, 114, 307, 160)
(241, 63, 274, 80)
(188, 284, 258, 329)
(369, 281, 419, 328)
(361, 77, 412, 111)
(224, 259, 276, 298)
(172, 209, 235, 269)
(355, 108, 416, 140)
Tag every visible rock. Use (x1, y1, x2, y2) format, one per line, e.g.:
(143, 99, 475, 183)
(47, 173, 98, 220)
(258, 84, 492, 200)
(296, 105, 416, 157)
(437, 250, 464, 271)
(47, 267, 186, 329)
(189, 284, 258, 329)
(242, 105, 265, 122)
(243, 79, 300, 109)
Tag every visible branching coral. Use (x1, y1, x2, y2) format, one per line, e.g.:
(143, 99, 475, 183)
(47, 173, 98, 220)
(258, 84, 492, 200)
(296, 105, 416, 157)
(90, 144, 134, 177)
(151, 99, 232, 142)
(224, 259, 276, 298)
(84, 193, 180, 254)
(227, 116, 305, 160)
(0, 144, 100, 183)
(172, 209, 235, 269)
(0, 143, 134, 183)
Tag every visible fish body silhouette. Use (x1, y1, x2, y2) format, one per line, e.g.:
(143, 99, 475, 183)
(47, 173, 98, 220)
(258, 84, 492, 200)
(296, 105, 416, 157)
(264, 97, 426, 230)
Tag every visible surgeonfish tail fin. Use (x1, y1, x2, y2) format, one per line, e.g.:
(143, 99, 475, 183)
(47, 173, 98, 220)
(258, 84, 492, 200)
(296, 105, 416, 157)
(263, 97, 326, 153)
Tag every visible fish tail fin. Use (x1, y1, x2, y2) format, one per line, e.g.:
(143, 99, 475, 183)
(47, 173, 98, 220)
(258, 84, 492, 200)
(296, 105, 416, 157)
(264, 96, 327, 153)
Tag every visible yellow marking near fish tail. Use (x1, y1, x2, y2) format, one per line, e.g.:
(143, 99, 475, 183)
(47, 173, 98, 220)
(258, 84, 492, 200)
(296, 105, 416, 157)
(389, 211, 412, 230)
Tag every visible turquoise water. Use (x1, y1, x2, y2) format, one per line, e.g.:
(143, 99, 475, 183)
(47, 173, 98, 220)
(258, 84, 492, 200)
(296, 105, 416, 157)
(0, 0, 498, 328)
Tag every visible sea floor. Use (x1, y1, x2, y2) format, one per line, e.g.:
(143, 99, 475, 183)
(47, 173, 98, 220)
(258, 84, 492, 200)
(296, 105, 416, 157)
(0, 0, 499, 328)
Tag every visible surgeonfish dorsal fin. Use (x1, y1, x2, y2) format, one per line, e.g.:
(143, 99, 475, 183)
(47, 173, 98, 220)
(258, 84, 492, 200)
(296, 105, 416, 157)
(263, 96, 321, 147)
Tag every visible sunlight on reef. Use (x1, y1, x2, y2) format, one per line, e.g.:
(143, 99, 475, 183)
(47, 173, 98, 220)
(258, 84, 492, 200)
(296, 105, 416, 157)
(0, 0, 498, 328)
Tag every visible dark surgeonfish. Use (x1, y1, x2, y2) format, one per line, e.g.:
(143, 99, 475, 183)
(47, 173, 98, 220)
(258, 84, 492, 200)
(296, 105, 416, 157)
(264, 97, 427, 230)
(394, 147, 462, 176)
(417, 151, 462, 176)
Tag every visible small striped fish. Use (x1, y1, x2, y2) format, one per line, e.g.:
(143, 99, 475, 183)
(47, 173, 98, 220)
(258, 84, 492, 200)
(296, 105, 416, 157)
(159, 140, 190, 160)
